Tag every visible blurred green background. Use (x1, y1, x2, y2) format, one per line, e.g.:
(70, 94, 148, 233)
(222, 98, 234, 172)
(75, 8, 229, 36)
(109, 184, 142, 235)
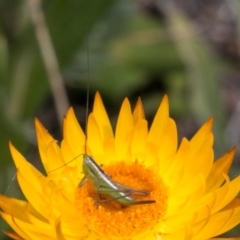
(1, 0, 240, 238)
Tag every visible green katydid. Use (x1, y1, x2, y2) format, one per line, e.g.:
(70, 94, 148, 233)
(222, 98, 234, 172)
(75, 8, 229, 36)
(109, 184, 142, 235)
(74, 3, 155, 206)
(78, 154, 155, 206)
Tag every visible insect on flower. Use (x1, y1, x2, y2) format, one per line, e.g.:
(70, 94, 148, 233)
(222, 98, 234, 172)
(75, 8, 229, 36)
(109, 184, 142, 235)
(74, 12, 155, 206)
(78, 154, 156, 206)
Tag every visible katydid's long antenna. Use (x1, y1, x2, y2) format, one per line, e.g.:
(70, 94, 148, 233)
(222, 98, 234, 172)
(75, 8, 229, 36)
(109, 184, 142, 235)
(84, 0, 90, 155)
(46, 1, 90, 175)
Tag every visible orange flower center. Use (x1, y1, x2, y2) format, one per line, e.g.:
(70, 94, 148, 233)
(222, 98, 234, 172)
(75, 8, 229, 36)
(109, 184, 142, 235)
(75, 161, 168, 238)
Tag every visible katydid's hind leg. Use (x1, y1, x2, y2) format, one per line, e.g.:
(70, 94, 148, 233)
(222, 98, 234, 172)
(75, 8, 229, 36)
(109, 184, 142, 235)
(94, 192, 132, 204)
(96, 184, 150, 196)
(92, 182, 112, 207)
(78, 175, 89, 187)
(131, 200, 156, 205)
(93, 192, 103, 208)
(95, 185, 155, 205)
(115, 182, 150, 196)
(95, 193, 155, 205)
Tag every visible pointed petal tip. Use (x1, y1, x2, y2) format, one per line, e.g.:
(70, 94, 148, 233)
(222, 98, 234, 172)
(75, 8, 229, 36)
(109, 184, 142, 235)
(34, 117, 46, 131)
(122, 97, 131, 107)
(200, 116, 214, 132)
(161, 94, 169, 109)
(34, 117, 40, 126)
(94, 91, 102, 102)
(66, 106, 74, 114)
(135, 97, 143, 109)
(229, 146, 237, 155)
(162, 94, 169, 105)
(162, 94, 169, 101)
(8, 141, 13, 148)
(133, 97, 145, 123)
(207, 116, 214, 125)
(8, 141, 16, 154)
(65, 107, 75, 120)
(95, 90, 100, 97)
(94, 91, 105, 107)
(34, 118, 46, 136)
(221, 146, 237, 163)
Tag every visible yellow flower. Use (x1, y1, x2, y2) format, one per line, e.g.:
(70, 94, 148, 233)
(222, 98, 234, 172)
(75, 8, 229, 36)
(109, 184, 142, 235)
(1, 92, 240, 240)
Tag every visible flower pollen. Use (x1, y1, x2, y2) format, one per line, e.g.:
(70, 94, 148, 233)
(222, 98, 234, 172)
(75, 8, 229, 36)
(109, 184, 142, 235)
(75, 161, 168, 238)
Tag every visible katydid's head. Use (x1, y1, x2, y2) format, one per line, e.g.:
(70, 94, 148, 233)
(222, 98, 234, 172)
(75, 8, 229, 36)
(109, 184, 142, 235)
(82, 154, 100, 177)
(82, 154, 91, 175)
(83, 155, 103, 171)
(83, 154, 93, 164)
(80, 154, 105, 189)
(82, 154, 105, 176)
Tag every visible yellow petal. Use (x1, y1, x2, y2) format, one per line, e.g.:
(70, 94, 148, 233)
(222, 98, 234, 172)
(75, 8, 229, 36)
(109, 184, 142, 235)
(87, 113, 104, 160)
(212, 175, 240, 213)
(163, 138, 189, 190)
(183, 144, 213, 180)
(55, 217, 66, 240)
(131, 119, 148, 162)
(3, 231, 24, 240)
(193, 207, 240, 240)
(148, 95, 169, 146)
(10, 215, 55, 240)
(223, 197, 240, 210)
(133, 97, 145, 124)
(189, 117, 213, 157)
(0, 196, 30, 222)
(0, 212, 31, 240)
(63, 107, 85, 157)
(60, 139, 78, 168)
(93, 91, 113, 139)
(46, 140, 65, 173)
(35, 118, 57, 172)
(103, 137, 116, 165)
(9, 142, 44, 194)
(2, 93, 240, 240)
(157, 118, 178, 174)
(16, 169, 49, 219)
(206, 147, 236, 192)
(115, 98, 134, 160)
